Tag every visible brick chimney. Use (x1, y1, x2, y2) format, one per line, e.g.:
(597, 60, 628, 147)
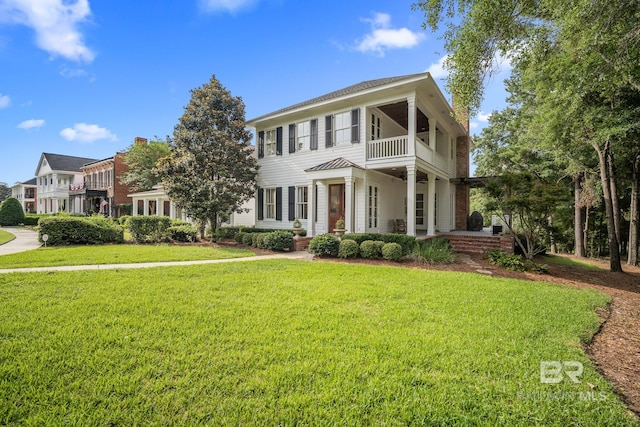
(452, 95, 471, 231)
(134, 136, 148, 146)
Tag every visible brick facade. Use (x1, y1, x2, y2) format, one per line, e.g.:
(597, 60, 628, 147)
(455, 134, 471, 230)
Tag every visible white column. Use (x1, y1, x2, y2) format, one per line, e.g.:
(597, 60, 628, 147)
(441, 182, 451, 232)
(406, 165, 416, 237)
(407, 96, 416, 157)
(170, 202, 175, 219)
(344, 176, 354, 233)
(155, 198, 160, 215)
(429, 118, 437, 149)
(308, 180, 316, 237)
(143, 199, 149, 216)
(427, 173, 436, 236)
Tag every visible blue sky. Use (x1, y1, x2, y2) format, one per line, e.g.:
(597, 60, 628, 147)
(0, 0, 509, 185)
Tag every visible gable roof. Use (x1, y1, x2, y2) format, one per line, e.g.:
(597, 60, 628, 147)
(36, 152, 99, 176)
(249, 72, 428, 123)
(22, 177, 37, 186)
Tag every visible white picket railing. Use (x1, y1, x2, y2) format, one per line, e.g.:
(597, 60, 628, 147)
(366, 136, 408, 160)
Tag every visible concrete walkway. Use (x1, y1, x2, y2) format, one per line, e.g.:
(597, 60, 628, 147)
(0, 250, 313, 274)
(0, 227, 42, 256)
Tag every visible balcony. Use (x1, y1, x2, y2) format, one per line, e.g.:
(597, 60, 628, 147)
(366, 136, 408, 160)
(366, 135, 451, 173)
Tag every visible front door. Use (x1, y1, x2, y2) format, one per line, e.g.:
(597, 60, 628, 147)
(328, 183, 345, 230)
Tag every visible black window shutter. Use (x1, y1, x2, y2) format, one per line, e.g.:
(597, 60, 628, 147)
(351, 108, 360, 143)
(257, 131, 265, 158)
(257, 187, 264, 220)
(276, 127, 283, 155)
(288, 186, 296, 221)
(310, 119, 318, 150)
(325, 115, 333, 147)
(288, 124, 296, 154)
(275, 187, 282, 220)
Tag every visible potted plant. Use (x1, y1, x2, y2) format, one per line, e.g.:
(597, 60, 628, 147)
(334, 218, 345, 237)
(292, 218, 303, 238)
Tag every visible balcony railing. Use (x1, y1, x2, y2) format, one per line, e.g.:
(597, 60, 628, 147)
(366, 136, 408, 160)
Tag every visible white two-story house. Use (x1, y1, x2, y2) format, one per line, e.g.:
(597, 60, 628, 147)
(247, 72, 471, 237)
(35, 153, 98, 214)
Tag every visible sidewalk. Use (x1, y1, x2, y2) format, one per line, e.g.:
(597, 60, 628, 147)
(0, 227, 41, 256)
(0, 251, 313, 274)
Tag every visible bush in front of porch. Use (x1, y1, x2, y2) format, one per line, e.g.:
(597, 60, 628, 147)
(342, 233, 416, 256)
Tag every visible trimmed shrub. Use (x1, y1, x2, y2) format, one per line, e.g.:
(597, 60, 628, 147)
(338, 239, 359, 258)
(127, 216, 172, 243)
(235, 231, 246, 244)
(242, 233, 254, 246)
(38, 216, 124, 245)
(0, 197, 25, 226)
(167, 225, 197, 242)
(263, 230, 295, 251)
(342, 233, 383, 246)
(308, 233, 340, 257)
(382, 242, 403, 262)
(23, 213, 47, 226)
(381, 233, 416, 256)
(360, 240, 383, 259)
(255, 233, 269, 249)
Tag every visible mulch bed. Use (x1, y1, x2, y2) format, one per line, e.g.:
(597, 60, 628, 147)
(217, 241, 640, 418)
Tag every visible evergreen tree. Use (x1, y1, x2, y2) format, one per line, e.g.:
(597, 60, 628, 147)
(156, 75, 257, 236)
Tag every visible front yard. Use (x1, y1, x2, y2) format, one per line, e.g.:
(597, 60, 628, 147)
(0, 260, 636, 425)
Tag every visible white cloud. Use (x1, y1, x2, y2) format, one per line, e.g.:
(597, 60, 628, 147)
(0, 0, 94, 62)
(60, 123, 117, 143)
(470, 111, 492, 130)
(426, 55, 449, 79)
(198, 0, 257, 13)
(0, 93, 9, 108)
(59, 66, 87, 78)
(18, 118, 44, 129)
(356, 12, 424, 56)
(477, 111, 492, 122)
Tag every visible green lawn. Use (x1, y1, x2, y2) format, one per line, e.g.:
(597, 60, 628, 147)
(0, 261, 636, 425)
(543, 254, 602, 270)
(0, 229, 15, 245)
(0, 244, 255, 268)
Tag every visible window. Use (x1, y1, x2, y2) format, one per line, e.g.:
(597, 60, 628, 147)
(297, 121, 310, 151)
(334, 111, 351, 145)
(416, 193, 424, 225)
(265, 188, 276, 219)
(296, 186, 308, 219)
(265, 130, 277, 156)
(368, 185, 378, 229)
(371, 113, 381, 140)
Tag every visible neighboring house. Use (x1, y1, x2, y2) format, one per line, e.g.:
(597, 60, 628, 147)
(69, 149, 134, 218)
(246, 72, 471, 237)
(10, 178, 37, 213)
(128, 185, 255, 227)
(35, 153, 98, 214)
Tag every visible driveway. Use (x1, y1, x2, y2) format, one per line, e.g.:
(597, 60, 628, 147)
(0, 227, 42, 255)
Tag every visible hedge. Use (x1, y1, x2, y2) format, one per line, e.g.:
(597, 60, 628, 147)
(308, 233, 340, 257)
(263, 230, 295, 251)
(338, 239, 359, 258)
(23, 214, 48, 226)
(127, 216, 173, 243)
(167, 225, 197, 242)
(38, 216, 124, 246)
(342, 233, 416, 256)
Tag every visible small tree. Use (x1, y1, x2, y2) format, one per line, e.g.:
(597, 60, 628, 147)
(0, 197, 25, 226)
(119, 137, 171, 192)
(483, 173, 566, 261)
(156, 74, 258, 237)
